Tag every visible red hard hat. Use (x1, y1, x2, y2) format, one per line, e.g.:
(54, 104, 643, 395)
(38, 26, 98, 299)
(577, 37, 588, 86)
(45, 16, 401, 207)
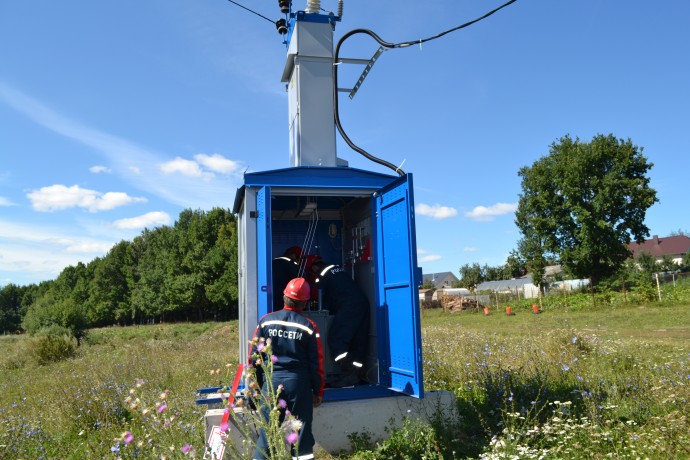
(283, 277, 311, 301)
(285, 246, 303, 259)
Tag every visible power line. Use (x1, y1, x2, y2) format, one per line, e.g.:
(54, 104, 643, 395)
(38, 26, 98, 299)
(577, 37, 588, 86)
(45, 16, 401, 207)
(226, 0, 274, 25)
(333, 0, 519, 176)
(395, 0, 518, 48)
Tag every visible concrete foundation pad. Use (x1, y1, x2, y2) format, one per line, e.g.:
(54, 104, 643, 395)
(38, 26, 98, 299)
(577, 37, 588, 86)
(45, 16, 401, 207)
(204, 390, 456, 456)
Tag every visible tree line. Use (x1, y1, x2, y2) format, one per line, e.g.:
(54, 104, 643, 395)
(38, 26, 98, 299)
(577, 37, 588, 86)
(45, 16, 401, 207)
(0, 208, 238, 337)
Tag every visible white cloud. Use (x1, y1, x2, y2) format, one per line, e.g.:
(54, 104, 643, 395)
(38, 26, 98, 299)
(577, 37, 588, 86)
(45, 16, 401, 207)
(0, 220, 116, 282)
(463, 247, 479, 252)
(465, 202, 518, 222)
(27, 184, 146, 212)
(65, 241, 113, 253)
(0, 197, 15, 206)
(113, 211, 171, 230)
(89, 165, 111, 174)
(415, 203, 458, 220)
(160, 156, 206, 177)
(194, 153, 241, 174)
(0, 82, 240, 208)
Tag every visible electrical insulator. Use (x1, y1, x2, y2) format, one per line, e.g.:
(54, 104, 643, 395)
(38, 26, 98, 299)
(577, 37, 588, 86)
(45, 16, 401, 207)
(278, 0, 290, 14)
(337, 0, 343, 18)
(275, 18, 288, 35)
(305, 0, 320, 14)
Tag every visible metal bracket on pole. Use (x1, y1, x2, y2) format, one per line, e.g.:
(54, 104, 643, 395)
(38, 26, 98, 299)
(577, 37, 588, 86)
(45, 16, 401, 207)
(335, 46, 386, 99)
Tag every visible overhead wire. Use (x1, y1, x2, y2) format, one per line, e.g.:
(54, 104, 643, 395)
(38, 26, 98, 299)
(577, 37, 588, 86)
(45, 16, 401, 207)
(225, 0, 275, 24)
(333, 0, 518, 176)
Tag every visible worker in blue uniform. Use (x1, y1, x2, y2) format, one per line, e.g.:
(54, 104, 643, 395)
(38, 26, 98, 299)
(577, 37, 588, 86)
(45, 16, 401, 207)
(308, 258, 369, 387)
(250, 277, 325, 460)
(271, 246, 302, 311)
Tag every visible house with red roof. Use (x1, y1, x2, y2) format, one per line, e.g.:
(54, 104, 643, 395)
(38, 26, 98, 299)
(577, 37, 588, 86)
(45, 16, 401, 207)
(627, 235, 690, 265)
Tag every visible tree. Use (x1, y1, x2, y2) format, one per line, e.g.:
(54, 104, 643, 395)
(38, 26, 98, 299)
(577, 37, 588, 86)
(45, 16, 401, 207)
(682, 251, 690, 272)
(458, 263, 484, 291)
(515, 134, 657, 287)
(658, 255, 677, 273)
(0, 284, 23, 333)
(420, 279, 435, 290)
(503, 250, 526, 279)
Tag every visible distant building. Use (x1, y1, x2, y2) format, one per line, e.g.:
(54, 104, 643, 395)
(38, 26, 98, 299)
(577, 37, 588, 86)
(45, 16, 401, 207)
(628, 235, 690, 265)
(476, 266, 589, 300)
(422, 272, 459, 289)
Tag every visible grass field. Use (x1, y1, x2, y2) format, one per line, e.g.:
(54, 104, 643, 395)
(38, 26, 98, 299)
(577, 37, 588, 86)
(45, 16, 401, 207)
(1, 300, 689, 459)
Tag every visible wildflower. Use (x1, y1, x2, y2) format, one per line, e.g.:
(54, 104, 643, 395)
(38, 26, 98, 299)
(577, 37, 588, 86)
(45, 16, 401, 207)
(282, 417, 303, 433)
(122, 431, 134, 444)
(136, 378, 145, 387)
(286, 432, 299, 444)
(160, 391, 169, 401)
(220, 422, 229, 432)
(278, 399, 287, 409)
(562, 364, 570, 371)
(181, 444, 192, 454)
(572, 336, 578, 344)
(271, 355, 279, 363)
(157, 404, 168, 413)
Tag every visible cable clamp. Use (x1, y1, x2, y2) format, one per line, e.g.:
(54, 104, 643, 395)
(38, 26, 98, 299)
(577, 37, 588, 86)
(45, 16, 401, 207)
(395, 159, 407, 175)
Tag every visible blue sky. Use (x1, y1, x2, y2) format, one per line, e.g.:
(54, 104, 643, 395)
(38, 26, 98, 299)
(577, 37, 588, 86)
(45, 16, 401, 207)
(1, 0, 689, 287)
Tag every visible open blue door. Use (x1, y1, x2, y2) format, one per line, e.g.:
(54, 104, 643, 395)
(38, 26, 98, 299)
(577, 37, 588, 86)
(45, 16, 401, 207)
(373, 174, 424, 398)
(256, 186, 272, 318)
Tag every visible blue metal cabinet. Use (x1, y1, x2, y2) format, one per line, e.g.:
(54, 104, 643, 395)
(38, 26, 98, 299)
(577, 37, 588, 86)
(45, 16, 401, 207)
(234, 166, 424, 399)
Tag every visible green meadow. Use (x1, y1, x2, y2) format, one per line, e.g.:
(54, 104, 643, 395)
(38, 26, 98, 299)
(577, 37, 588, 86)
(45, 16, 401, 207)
(2, 291, 689, 459)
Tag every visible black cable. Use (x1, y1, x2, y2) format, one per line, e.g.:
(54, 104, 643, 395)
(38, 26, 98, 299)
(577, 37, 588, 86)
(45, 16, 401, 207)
(394, 0, 517, 48)
(333, 0, 518, 176)
(226, 0, 275, 24)
(334, 29, 404, 176)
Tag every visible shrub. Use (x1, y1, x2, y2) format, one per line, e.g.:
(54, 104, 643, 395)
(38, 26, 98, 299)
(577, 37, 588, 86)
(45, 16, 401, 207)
(26, 328, 77, 365)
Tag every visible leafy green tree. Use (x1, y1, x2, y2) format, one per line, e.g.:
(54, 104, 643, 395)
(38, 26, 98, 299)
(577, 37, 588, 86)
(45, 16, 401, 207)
(517, 235, 548, 290)
(515, 134, 657, 287)
(658, 254, 677, 273)
(130, 226, 174, 323)
(88, 241, 133, 326)
(669, 229, 689, 237)
(682, 251, 690, 272)
(503, 250, 525, 279)
(0, 284, 23, 333)
(458, 263, 484, 291)
(420, 279, 435, 290)
(635, 251, 659, 273)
